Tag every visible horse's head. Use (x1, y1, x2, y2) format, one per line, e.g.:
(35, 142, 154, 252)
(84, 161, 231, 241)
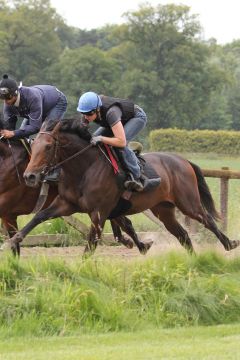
(24, 118, 92, 187)
(24, 120, 61, 187)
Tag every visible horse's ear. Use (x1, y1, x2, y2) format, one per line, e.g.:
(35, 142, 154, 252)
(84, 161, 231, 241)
(51, 120, 62, 136)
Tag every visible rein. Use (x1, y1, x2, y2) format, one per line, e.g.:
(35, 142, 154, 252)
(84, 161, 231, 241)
(38, 131, 93, 175)
(49, 144, 93, 171)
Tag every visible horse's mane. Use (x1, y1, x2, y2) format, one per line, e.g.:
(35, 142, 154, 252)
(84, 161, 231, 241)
(42, 118, 92, 142)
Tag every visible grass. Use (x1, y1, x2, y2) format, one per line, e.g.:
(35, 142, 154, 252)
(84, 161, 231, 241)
(1, 324, 240, 359)
(1, 251, 240, 337)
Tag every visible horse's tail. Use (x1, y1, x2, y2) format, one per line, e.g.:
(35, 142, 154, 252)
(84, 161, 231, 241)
(188, 161, 220, 221)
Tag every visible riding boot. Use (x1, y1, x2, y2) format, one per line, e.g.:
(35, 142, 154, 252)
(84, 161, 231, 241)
(124, 173, 144, 192)
(44, 167, 61, 183)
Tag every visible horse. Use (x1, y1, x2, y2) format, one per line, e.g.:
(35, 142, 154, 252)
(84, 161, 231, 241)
(7, 118, 240, 255)
(0, 126, 148, 255)
(0, 137, 58, 255)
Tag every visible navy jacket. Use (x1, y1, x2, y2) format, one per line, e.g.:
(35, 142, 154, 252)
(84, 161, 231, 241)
(3, 85, 62, 138)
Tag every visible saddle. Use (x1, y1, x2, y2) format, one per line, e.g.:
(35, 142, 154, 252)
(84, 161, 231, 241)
(102, 142, 160, 192)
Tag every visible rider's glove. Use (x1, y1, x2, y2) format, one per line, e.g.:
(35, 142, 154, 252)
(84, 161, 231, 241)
(91, 136, 102, 146)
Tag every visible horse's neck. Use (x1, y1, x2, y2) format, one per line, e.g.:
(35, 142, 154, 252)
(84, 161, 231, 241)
(0, 141, 28, 167)
(59, 135, 104, 174)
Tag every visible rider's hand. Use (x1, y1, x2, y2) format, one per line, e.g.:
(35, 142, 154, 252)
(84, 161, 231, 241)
(0, 130, 15, 139)
(91, 136, 102, 146)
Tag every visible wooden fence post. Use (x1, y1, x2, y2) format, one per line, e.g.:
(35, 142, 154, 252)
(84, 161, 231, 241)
(220, 167, 229, 232)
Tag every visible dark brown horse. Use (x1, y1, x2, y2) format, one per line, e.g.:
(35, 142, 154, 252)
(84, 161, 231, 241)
(0, 137, 58, 255)
(0, 125, 148, 255)
(7, 118, 240, 254)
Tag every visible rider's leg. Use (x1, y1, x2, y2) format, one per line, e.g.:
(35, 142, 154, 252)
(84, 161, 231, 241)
(123, 106, 160, 191)
(43, 93, 68, 182)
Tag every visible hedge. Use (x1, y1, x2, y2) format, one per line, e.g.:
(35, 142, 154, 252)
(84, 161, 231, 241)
(149, 129, 240, 155)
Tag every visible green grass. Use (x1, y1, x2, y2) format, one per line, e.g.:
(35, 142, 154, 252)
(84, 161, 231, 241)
(1, 324, 240, 360)
(1, 252, 240, 338)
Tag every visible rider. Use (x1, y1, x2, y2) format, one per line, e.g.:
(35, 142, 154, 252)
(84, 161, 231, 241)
(77, 91, 160, 192)
(0, 74, 68, 181)
(0, 74, 67, 139)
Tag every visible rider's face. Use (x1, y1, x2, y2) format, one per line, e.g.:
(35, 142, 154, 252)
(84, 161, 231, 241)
(4, 96, 17, 106)
(83, 112, 97, 122)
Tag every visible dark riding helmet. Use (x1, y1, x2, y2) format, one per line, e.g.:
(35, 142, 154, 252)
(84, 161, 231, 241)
(0, 74, 18, 100)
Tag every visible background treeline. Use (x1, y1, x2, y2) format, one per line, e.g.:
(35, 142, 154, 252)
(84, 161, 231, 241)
(1, 0, 240, 134)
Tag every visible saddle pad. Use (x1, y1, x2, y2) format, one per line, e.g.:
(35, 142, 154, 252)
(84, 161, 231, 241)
(138, 155, 160, 179)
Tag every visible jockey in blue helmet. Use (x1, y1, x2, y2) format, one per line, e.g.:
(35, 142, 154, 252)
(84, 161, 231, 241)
(77, 91, 160, 192)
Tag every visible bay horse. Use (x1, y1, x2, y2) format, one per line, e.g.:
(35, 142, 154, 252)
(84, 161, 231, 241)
(0, 137, 57, 255)
(0, 121, 145, 256)
(7, 118, 240, 254)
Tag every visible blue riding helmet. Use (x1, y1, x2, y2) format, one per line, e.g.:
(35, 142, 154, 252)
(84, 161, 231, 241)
(77, 91, 102, 113)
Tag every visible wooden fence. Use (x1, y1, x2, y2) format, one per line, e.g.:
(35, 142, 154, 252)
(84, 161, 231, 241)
(198, 167, 240, 231)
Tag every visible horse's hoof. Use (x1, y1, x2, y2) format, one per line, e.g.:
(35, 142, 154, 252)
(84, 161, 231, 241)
(228, 240, 240, 250)
(139, 240, 153, 255)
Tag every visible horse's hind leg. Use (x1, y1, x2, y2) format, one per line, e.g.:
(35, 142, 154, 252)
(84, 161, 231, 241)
(151, 204, 195, 253)
(200, 213, 240, 251)
(110, 219, 133, 249)
(114, 216, 153, 255)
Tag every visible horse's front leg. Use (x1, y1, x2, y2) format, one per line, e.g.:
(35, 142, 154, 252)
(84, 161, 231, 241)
(3, 196, 76, 254)
(1, 216, 20, 257)
(84, 210, 105, 255)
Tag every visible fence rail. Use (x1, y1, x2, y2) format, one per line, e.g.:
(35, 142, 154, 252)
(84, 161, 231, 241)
(199, 167, 239, 231)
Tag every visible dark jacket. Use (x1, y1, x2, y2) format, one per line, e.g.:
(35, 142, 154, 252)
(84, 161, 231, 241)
(94, 95, 135, 128)
(3, 85, 63, 137)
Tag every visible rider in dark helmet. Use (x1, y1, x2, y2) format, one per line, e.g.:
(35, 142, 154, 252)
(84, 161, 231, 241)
(0, 74, 67, 140)
(0, 74, 68, 182)
(77, 91, 161, 192)
(0, 74, 18, 101)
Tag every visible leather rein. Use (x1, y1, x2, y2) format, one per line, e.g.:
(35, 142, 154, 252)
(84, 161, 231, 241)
(37, 131, 93, 176)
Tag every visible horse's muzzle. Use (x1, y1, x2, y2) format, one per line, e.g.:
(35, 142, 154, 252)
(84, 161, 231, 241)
(24, 171, 42, 188)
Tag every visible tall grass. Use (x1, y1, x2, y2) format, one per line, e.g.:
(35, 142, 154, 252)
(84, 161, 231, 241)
(1, 251, 240, 337)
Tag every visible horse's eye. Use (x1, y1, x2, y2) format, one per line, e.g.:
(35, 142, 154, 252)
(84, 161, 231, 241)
(45, 144, 52, 151)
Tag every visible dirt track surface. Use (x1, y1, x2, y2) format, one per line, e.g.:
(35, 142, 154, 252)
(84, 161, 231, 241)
(19, 232, 240, 260)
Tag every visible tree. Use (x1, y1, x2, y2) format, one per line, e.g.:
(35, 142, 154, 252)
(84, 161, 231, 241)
(47, 45, 121, 115)
(112, 4, 226, 130)
(0, 0, 62, 83)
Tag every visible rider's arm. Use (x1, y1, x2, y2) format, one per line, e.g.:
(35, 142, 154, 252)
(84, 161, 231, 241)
(3, 104, 18, 130)
(13, 90, 43, 138)
(101, 121, 126, 147)
(100, 106, 126, 147)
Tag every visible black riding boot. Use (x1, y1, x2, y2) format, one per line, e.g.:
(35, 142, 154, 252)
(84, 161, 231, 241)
(124, 173, 144, 192)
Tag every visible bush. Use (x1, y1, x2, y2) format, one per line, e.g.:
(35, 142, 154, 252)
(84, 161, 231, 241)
(149, 128, 240, 155)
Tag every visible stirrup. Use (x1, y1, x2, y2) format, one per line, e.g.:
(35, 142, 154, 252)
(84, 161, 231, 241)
(124, 174, 144, 192)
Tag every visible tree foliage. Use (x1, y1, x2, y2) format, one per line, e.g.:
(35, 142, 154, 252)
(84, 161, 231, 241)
(0, 1, 240, 131)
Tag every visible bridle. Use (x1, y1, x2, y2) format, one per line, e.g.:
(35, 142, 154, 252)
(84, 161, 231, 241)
(37, 131, 93, 177)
